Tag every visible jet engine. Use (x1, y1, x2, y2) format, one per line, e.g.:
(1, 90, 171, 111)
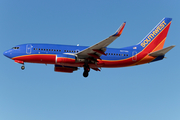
(54, 65, 78, 73)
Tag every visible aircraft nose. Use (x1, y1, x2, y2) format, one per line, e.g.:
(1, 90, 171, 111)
(3, 51, 8, 57)
(3, 50, 12, 58)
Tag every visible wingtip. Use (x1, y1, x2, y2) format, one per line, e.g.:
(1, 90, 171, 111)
(112, 22, 126, 37)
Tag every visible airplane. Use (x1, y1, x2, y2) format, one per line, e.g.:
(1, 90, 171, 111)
(3, 17, 175, 77)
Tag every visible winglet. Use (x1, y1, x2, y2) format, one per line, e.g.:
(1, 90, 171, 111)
(112, 22, 126, 37)
(149, 45, 175, 57)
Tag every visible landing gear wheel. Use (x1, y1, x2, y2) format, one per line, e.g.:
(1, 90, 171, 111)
(21, 66, 25, 70)
(83, 61, 90, 77)
(83, 71, 89, 77)
(83, 67, 90, 77)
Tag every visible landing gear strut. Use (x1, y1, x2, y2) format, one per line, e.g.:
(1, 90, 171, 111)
(83, 64, 90, 78)
(21, 65, 25, 70)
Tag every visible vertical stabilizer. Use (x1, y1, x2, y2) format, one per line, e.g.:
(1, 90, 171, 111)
(137, 18, 172, 52)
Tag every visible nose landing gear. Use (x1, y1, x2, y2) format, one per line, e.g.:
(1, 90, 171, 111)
(14, 60, 25, 70)
(21, 65, 25, 70)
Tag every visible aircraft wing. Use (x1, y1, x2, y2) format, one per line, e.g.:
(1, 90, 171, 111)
(76, 22, 126, 59)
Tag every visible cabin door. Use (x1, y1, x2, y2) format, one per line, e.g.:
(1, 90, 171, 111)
(26, 44, 32, 54)
(132, 51, 137, 61)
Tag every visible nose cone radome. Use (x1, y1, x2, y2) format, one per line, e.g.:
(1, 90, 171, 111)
(3, 51, 8, 57)
(3, 50, 12, 59)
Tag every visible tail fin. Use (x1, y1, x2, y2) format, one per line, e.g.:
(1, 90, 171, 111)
(137, 18, 172, 52)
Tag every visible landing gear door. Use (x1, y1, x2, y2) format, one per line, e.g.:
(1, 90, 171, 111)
(26, 44, 32, 54)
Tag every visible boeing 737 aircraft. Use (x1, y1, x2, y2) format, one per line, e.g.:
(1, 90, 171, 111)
(3, 18, 175, 77)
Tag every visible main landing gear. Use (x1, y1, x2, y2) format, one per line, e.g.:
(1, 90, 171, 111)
(83, 64, 90, 78)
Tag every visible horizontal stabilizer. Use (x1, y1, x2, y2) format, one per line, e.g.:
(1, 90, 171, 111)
(149, 45, 175, 57)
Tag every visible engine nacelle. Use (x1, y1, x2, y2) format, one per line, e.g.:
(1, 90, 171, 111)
(54, 65, 78, 73)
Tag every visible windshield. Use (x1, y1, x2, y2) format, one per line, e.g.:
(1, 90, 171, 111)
(12, 47, 20, 49)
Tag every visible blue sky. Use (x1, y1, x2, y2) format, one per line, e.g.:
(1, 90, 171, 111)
(0, 0, 180, 120)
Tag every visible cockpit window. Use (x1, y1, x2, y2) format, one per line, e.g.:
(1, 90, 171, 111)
(12, 47, 20, 49)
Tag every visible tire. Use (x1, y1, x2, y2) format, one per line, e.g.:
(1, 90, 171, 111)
(83, 71, 88, 77)
(21, 66, 25, 70)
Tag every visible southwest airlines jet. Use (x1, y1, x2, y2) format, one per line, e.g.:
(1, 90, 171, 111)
(3, 18, 175, 77)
